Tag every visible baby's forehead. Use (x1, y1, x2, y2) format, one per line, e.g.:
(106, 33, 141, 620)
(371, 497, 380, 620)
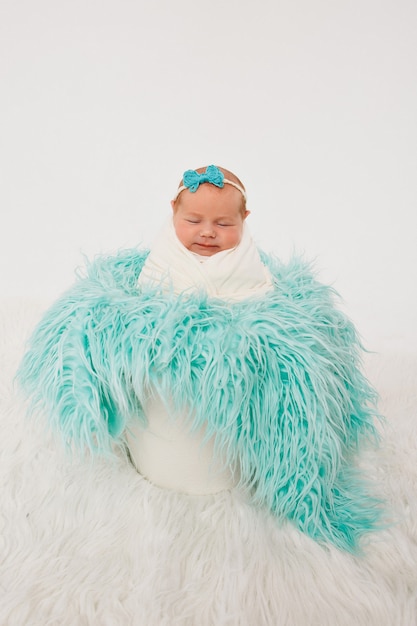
(181, 208, 239, 220)
(178, 195, 242, 217)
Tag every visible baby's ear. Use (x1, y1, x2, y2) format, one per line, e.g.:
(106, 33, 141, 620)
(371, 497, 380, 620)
(244, 210, 251, 219)
(171, 200, 175, 212)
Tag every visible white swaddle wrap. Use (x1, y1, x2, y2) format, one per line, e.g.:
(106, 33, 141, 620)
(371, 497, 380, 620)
(128, 219, 274, 494)
(137, 218, 274, 302)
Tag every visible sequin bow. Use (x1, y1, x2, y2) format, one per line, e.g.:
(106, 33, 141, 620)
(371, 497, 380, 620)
(182, 165, 225, 192)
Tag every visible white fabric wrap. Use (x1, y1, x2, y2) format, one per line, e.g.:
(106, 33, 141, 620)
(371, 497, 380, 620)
(137, 218, 274, 302)
(129, 219, 274, 494)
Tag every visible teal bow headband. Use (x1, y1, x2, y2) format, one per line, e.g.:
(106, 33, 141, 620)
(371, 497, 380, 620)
(183, 165, 224, 192)
(173, 165, 247, 202)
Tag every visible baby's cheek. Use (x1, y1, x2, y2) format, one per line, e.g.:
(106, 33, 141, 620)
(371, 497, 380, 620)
(174, 224, 187, 246)
(230, 228, 243, 246)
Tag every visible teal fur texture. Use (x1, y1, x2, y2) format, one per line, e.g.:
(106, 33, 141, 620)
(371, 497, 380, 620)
(18, 249, 382, 552)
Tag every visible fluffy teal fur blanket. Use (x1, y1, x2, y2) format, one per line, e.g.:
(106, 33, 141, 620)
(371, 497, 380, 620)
(18, 249, 382, 552)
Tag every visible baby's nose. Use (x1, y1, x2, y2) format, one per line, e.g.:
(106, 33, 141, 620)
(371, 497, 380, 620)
(200, 225, 215, 237)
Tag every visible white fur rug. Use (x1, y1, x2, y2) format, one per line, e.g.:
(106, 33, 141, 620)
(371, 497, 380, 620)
(1, 299, 416, 626)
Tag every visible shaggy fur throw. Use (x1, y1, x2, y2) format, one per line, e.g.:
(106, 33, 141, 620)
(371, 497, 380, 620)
(17, 249, 383, 552)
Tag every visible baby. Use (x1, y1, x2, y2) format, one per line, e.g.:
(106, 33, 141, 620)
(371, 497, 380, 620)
(172, 165, 249, 257)
(130, 165, 273, 493)
(138, 164, 274, 301)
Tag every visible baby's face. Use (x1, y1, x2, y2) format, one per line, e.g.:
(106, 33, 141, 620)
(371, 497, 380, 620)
(172, 184, 249, 256)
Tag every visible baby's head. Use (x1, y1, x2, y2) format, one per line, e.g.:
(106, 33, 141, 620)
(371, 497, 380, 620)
(171, 165, 250, 257)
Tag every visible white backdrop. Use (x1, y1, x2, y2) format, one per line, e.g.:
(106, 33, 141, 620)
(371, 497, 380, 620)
(1, 0, 416, 353)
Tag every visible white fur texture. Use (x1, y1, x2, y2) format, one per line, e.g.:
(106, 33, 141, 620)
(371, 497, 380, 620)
(1, 299, 416, 625)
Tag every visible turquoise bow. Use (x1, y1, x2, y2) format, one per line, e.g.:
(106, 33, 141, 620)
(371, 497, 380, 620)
(183, 165, 225, 192)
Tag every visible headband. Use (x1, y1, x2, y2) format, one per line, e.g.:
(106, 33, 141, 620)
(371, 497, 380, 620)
(173, 165, 247, 202)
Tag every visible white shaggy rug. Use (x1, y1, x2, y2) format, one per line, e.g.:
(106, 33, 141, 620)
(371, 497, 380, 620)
(1, 299, 416, 626)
